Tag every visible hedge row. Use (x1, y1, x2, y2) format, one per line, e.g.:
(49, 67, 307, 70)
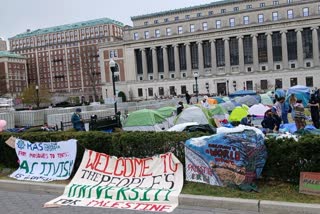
(0, 131, 319, 183)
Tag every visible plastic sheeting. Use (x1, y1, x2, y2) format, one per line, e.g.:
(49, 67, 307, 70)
(185, 126, 267, 187)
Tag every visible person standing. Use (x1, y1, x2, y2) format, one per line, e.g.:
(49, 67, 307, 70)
(201, 96, 210, 109)
(71, 108, 85, 131)
(294, 100, 306, 131)
(281, 101, 290, 124)
(272, 97, 285, 122)
(289, 94, 297, 121)
(185, 91, 191, 104)
(176, 101, 184, 115)
(309, 94, 319, 129)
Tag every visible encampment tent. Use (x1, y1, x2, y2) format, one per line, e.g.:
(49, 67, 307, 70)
(175, 106, 214, 126)
(236, 95, 259, 107)
(249, 104, 270, 117)
(229, 106, 249, 122)
(156, 106, 176, 127)
(260, 93, 274, 106)
(123, 109, 169, 131)
(229, 90, 257, 98)
(209, 104, 229, 120)
(286, 85, 310, 107)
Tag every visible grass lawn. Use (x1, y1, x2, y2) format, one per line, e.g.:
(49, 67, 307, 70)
(182, 180, 320, 204)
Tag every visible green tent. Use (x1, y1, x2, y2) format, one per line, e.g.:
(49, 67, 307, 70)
(175, 106, 215, 126)
(229, 106, 249, 122)
(124, 109, 167, 127)
(208, 104, 228, 117)
(260, 93, 274, 106)
(156, 106, 176, 118)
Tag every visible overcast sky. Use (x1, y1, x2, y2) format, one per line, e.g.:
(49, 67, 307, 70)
(0, 0, 216, 41)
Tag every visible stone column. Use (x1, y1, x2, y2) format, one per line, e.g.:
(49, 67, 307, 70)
(296, 28, 303, 68)
(210, 39, 217, 73)
(251, 34, 259, 71)
(223, 37, 230, 73)
(162, 45, 169, 79)
(185, 43, 192, 77)
(152, 47, 158, 80)
(174, 44, 180, 79)
(237, 35, 245, 73)
(197, 41, 204, 76)
(281, 30, 288, 69)
(141, 48, 148, 80)
(311, 26, 320, 67)
(266, 32, 274, 71)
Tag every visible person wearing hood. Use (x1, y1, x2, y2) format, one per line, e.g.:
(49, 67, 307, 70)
(71, 108, 85, 131)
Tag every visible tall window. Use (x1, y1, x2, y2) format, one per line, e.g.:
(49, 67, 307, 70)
(138, 88, 143, 97)
(135, 49, 143, 74)
(287, 30, 297, 60)
(288, 0, 293, 3)
(273, 1, 279, 5)
(229, 18, 235, 27)
(144, 31, 149, 39)
(190, 24, 195, 32)
(272, 12, 279, 21)
(302, 28, 313, 59)
(306, 76, 313, 87)
(290, 77, 297, 87)
(179, 44, 187, 70)
(158, 87, 164, 96)
(166, 28, 171, 36)
(229, 37, 239, 66)
(287, 10, 294, 19)
(202, 22, 208, 31)
(243, 35, 253, 64)
(216, 39, 225, 67)
(275, 79, 282, 89)
(146, 48, 153, 73)
(272, 32, 282, 62)
(156, 47, 164, 73)
(155, 29, 160, 38)
(258, 14, 264, 23)
(148, 88, 153, 96)
(243, 16, 249, 25)
(303, 8, 309, 17)
(246, 81, 253, 90)
(167, 45, 175, 71)
(190, 42, 198, 69)
(216, 20, 221, 29)
(260, 3, 265, 7)
(203, 41, 211, 68)
(258, 34, 268, 63)
(133, 32, 139, 40)
(260, 80, 268, 90)
(178, 26, 183, 34)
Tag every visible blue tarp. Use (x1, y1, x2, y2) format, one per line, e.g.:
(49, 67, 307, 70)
(286, 85, 310, 107)
(185, 129, 267, 187)
(212, 97, 225, 104)
(279, 123, 316, 133)
(229, 90, 257, 98)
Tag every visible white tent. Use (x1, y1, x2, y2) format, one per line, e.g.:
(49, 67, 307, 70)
(249, 104, 270, 117)
(175, 106, 210, 125)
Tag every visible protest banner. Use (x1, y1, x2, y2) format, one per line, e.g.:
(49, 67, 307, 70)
(10, 138, 77, 182)
(45, 150, 183, 212)
(185, 127, 267, 187)
(299, 172, 320, 196)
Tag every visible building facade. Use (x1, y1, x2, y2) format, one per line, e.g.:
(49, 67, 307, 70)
(9, 18, 123, 101)
(0, 38, 7, 51)
(100, 0, 320, 100)
(0, 51, 27, 97)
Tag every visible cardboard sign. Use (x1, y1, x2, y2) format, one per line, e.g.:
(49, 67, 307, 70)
(5, 136, 16, 148)
(299, 172, 320, 196)
(10, 138, 77, 182)
(45, 150, 183, 212)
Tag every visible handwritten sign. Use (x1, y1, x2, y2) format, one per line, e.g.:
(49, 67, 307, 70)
(299, 172, 320, 196)
(45, 150, 183, 212)
(10, 139, 77, 182)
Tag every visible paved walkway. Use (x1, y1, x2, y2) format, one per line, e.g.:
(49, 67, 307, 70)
(0, 190, 255, 214)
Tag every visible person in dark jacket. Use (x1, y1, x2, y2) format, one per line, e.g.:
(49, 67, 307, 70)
(240, 115, 252, 126)
(185, 91, 191, 104)
(309, 94, 319, 129)
(71, 108, 85, 131)
(261, 109, 281, 132)
(176, 101, 184, 115)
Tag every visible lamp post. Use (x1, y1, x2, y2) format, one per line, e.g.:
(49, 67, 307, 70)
(35, 85, 40, 108)
(193, 71, 199, 103)
(226, 80, 229, 96)
(109, 59, 119, 115)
